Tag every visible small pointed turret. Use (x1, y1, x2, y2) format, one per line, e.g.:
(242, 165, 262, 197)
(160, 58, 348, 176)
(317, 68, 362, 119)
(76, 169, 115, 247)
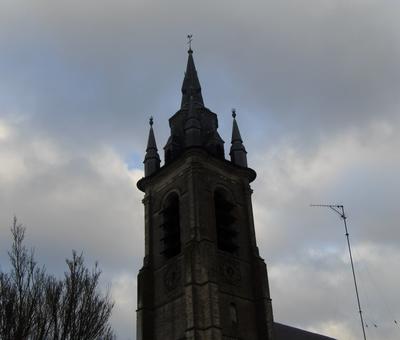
(144, 117, 161, 176)
(230, 109, 248, 167)
(181, 48, 204, 109)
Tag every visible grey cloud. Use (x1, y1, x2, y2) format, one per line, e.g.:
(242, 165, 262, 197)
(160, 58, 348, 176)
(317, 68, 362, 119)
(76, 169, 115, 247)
(0, 122, 143, 338)
(2, 0, 399, 155)
(0, 120, 144, 272)
(251, 120, 400, 339)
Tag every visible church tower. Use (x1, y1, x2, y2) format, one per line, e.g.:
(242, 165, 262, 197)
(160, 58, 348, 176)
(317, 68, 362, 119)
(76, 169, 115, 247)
(136, 47, 274, 340)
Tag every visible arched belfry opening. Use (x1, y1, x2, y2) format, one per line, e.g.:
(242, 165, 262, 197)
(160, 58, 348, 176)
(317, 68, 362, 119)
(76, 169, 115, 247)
(160, 192, 181, 259)
(214, 189, 238, 254)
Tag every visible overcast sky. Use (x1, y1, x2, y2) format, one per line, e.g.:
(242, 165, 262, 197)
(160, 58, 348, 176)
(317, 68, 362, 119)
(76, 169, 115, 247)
(1, 1, 399, 339)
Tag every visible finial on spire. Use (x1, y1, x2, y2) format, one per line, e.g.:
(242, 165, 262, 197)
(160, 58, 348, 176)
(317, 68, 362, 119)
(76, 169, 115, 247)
(187, 34, 193, 52)
(149, 116, 153, 126)
(232, 108, 236, 118)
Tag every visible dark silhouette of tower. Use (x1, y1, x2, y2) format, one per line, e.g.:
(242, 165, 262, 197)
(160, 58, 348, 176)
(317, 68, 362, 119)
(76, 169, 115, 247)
(136, 48, 335, 340)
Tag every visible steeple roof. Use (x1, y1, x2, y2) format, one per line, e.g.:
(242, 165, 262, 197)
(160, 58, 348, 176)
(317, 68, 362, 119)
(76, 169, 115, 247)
(231, 110, 243, 144)
(181, 49, 204, 109)
(146, 117, 158, 151)
(164, 48, 225, 164)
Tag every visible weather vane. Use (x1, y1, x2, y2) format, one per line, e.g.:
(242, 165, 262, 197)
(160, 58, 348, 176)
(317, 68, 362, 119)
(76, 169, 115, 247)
(187, 34, 193, 50)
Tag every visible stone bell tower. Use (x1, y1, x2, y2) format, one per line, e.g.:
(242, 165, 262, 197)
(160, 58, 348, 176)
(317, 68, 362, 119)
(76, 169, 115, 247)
(136, 47, 274, 340)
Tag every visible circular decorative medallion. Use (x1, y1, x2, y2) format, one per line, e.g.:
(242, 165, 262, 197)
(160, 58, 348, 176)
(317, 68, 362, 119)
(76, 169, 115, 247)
(221, 260, 241, 286)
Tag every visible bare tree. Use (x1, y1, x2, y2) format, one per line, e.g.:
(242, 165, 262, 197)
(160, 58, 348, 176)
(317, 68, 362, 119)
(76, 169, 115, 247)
(49, 251, 114, 340)
(0, 218, 114, 340)
(0, 217, 47, 340)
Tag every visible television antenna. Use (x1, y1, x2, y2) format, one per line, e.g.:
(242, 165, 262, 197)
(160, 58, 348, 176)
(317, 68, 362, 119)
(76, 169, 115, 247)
(310, 204, 367, 340)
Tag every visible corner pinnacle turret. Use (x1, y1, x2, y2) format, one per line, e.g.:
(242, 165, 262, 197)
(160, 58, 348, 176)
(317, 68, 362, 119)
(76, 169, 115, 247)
(230, 109, 248, 167)
(144, 117, 160, 176)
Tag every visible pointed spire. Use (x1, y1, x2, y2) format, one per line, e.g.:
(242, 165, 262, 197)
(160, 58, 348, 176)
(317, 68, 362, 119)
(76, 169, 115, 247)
(230, 109, 248, 167)
(184, 93, 202, 147)
(181, 47, 204, 109)
(144, 116, 160, 176)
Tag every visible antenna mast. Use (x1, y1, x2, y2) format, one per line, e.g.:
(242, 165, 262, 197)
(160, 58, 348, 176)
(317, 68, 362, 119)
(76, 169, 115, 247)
(310, 204, 367, 340)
